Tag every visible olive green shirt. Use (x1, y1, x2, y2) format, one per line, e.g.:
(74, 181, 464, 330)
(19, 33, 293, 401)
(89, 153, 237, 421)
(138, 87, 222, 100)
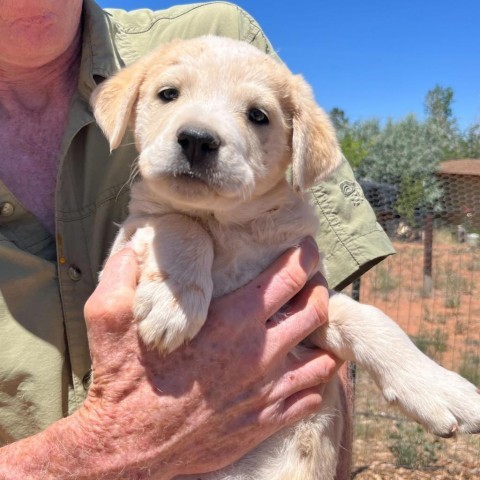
(0, 0, 394, 445)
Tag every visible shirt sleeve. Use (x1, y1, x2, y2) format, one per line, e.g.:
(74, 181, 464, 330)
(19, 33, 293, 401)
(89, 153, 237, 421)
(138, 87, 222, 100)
(310, 157, 395, 290)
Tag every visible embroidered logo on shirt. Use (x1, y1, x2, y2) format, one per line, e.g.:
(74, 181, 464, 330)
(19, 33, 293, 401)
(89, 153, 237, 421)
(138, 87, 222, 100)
(340, 181, 364, 207)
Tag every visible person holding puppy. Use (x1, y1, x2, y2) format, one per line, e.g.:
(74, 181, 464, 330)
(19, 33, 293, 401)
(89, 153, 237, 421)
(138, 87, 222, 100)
(0, 1, 394, 478)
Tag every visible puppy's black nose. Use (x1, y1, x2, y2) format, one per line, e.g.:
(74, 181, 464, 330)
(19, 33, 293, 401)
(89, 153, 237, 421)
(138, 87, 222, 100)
(177, 127, 220, 166)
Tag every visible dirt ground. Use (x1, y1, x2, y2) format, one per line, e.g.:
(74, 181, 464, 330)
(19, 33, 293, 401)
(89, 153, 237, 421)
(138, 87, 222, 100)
(349, 236, 480, 478)
(352, 367, 480, 479)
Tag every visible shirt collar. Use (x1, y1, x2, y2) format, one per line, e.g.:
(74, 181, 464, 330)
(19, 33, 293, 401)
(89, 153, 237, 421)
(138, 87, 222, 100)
(78, 0, 122, 99)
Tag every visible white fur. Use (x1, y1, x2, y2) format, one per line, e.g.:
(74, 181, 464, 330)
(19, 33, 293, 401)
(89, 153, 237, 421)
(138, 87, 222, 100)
(92, 36, 480, 480)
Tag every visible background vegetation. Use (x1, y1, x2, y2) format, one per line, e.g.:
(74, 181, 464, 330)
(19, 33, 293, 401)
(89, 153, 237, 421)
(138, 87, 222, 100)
(329, 86, 480, 228)
(338, 86, 480, 478)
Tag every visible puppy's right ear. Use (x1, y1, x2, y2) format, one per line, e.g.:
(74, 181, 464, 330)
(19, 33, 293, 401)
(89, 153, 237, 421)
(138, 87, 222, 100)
(289, 75, 342, 192)
(90, 62, 146, 151)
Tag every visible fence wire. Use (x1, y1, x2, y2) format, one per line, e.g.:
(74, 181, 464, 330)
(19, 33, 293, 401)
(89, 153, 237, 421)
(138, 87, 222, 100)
(350, 161, 480, 479)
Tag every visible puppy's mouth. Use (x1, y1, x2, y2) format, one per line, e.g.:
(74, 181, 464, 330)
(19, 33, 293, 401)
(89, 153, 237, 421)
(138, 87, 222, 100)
(140, 154, 221, 191)
(160, 165, 225, 197)
(172, 167, 214, 186)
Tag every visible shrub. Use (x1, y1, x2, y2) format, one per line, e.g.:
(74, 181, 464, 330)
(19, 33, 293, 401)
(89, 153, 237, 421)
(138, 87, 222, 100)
(389, 421, 441, 468)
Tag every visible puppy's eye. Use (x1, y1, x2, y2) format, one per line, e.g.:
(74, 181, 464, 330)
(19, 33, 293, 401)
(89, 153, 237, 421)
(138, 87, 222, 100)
(248, 108, 269, 125)
(158, 88, 179, 102)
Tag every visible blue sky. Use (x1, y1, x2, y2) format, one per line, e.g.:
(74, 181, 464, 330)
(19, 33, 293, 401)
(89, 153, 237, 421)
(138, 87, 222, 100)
(97, 0, 479, 130)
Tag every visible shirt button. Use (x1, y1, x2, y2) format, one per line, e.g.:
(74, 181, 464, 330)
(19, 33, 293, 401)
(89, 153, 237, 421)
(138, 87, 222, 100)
(67, 265, 82, 281)
(0, 202, 15, 217)
(82, 369, 92, 391)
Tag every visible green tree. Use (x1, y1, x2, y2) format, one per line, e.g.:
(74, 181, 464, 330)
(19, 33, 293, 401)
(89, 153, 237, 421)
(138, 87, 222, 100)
(328, 84, 478, 227)
(424, 85, 454, 124)
(329, 107, 349, 135)
(357, 115, 442, 226)
(340, 134, 370, 169)
(424, 85, 461, 160)
(334, 116, 381, 169)
(460, 123, 480, 158)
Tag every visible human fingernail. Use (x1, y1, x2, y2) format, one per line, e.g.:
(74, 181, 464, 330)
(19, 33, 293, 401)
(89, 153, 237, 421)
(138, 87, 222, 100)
(299, 237, 319, 274)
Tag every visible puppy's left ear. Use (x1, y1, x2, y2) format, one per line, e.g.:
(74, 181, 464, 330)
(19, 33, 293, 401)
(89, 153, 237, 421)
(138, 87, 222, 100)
(289, 75, 342, 192)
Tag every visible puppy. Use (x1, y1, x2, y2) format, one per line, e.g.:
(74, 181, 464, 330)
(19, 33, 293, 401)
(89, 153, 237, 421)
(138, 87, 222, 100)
(91, 35, 480, 480)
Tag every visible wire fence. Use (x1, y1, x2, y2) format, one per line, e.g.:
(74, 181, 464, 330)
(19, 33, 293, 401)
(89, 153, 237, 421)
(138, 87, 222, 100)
(349, 162, 480, 479)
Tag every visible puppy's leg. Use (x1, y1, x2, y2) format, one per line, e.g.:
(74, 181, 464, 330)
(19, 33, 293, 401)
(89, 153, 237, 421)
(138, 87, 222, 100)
(108, 216, 151, 256)
(131, 214, 214, 354)
(310, 293, 480, 438)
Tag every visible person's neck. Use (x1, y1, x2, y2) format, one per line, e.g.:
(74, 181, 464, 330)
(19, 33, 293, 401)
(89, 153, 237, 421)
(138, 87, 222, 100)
(0, 27, 81, 114)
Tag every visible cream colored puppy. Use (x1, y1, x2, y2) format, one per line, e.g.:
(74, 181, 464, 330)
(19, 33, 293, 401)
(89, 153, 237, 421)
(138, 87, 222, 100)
(91, 36, 480, 480)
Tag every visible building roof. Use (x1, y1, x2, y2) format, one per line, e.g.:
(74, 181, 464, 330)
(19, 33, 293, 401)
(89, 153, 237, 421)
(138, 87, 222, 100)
(437, 159, 480, 177)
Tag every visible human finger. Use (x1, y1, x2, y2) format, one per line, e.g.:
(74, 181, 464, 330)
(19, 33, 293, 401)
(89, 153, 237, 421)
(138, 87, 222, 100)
(271, 348, 341, 403)
(280, 386, 325, 424)
(84, 246, 139, 336)
(96, 246, 139, 294)
(266, 272, 329, 353)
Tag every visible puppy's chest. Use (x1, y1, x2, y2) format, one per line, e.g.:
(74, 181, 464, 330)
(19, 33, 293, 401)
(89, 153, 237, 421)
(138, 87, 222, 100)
(203, 205, 319, 298)
(210, 241, 281, 298)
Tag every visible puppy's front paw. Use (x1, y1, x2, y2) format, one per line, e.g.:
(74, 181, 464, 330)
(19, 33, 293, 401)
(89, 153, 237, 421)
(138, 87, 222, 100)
(383, 361, 480, 437)
(134, 275, 211, 354)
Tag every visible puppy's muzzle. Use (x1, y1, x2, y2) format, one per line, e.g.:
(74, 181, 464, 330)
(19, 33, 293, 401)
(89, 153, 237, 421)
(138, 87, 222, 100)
(177, 126, 220, 167)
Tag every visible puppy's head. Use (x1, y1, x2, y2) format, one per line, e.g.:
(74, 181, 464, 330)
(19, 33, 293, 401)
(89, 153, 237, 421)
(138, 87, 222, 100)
(91, 35, 341, 211)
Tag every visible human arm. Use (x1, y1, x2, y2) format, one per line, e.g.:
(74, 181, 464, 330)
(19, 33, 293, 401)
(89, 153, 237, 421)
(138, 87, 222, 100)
(0, 238, 340, 479)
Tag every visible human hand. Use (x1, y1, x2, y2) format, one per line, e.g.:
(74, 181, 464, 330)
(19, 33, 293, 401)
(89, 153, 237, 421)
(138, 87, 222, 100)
(0, 238, 340, 480)
(78, 237, 339, 478)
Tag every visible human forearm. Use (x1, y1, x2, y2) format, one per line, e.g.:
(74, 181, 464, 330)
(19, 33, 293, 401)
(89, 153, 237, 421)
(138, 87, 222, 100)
(0, 409, 176, 480)
(0, 412, 98, 480)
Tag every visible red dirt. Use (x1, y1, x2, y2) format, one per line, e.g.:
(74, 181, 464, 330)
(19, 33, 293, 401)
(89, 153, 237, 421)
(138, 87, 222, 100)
(350, 238, 480, 478)
(357, 240, 480, 371)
